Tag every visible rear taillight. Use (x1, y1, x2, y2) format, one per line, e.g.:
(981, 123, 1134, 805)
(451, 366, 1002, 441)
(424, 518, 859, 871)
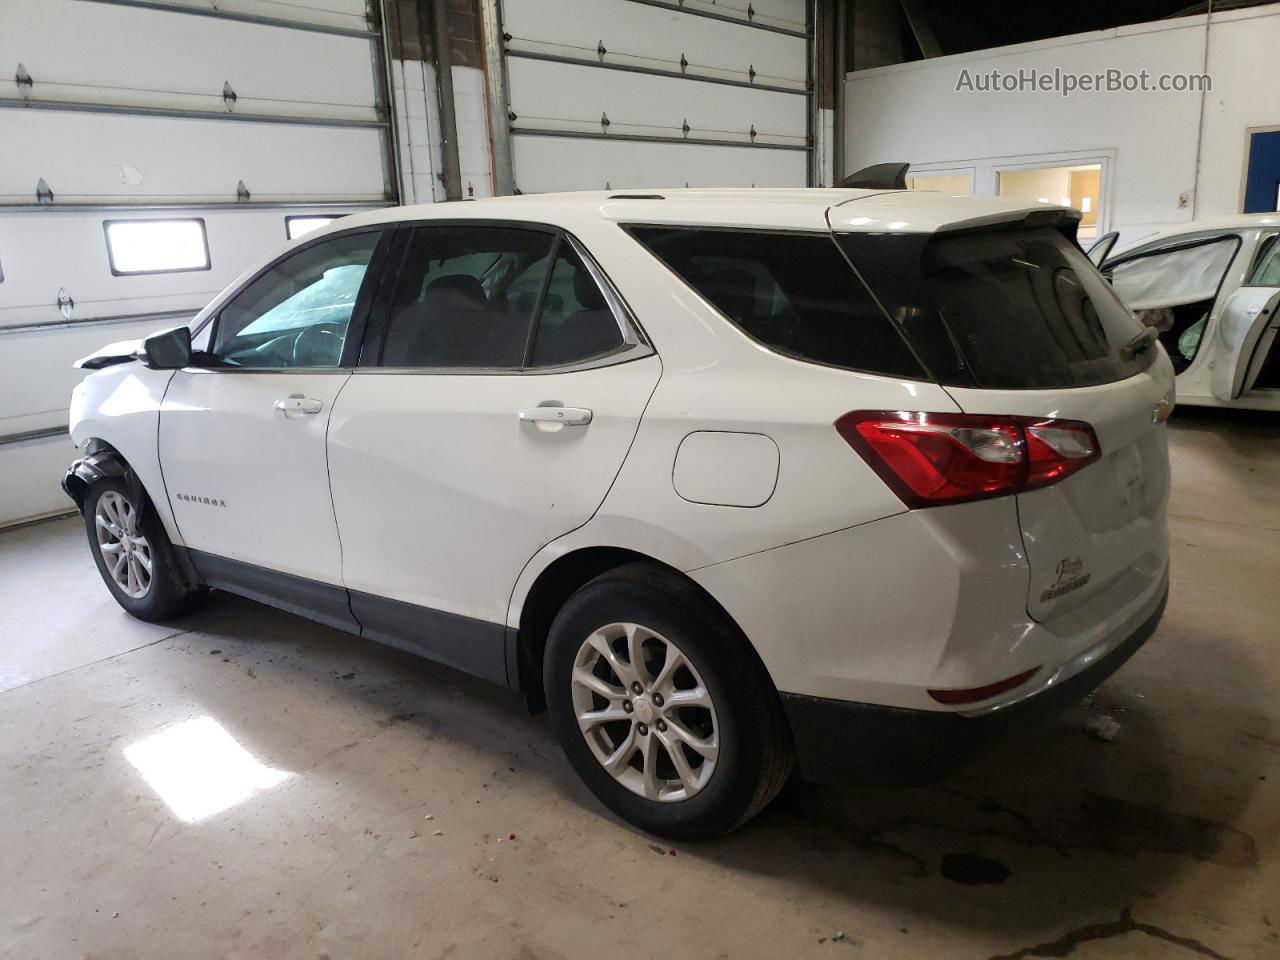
(834, 411, 1100, 508)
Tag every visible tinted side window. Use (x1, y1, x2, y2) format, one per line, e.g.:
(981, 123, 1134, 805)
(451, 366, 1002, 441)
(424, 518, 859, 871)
(1103, 235, 1238, 373)
(212, 231, 380, 368)
(1247, 234, 1280, 285)
(528, 244, 625, 367)
(380, 226, 553, 368)
(628, 227, 925, 379)
(1106, 237, 1238, 310)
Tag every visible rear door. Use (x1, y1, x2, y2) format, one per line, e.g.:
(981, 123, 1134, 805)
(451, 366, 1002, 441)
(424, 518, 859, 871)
(326, 223, 659, 681)
(1210, 286, 1280, 401)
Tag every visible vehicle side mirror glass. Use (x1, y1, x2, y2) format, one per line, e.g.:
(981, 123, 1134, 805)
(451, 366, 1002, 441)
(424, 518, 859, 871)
(140, 325, 192, 369)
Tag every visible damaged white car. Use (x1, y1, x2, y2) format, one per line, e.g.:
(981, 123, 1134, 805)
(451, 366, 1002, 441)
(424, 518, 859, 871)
(1089, 214, 1280, 410)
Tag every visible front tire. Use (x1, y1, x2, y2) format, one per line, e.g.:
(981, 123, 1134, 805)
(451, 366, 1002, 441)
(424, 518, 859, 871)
(544, 563, 792, 840)
(83, 478, 206, 622)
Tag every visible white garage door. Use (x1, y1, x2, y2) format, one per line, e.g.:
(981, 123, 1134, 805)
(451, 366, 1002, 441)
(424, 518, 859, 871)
(0, 0, 396, 526)
(499, 0, 812, 192)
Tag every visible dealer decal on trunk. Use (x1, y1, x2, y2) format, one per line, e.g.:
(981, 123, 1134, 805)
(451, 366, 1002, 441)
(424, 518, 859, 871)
(1041, 557, 1091, 603)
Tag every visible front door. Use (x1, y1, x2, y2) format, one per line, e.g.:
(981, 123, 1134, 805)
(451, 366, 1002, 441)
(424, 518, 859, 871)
(326, 223, 660, 682)
(1210, 285, 1280, 401)
(159, 228, 387, 626)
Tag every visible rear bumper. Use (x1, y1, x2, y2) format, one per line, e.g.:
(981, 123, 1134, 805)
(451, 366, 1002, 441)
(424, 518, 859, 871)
(779, 578, 1168, 787)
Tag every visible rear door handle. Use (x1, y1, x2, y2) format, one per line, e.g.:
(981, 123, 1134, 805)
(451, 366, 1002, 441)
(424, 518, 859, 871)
(274, 395, 324, 416)
(518, 406, 593, 426)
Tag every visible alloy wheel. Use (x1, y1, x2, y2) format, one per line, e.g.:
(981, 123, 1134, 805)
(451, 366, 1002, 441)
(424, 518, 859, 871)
(95, 490, 153, 600)
(570, 622, 719, 802)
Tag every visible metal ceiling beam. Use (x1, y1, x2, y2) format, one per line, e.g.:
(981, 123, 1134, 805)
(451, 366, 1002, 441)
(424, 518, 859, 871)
(900, 0, 943, 58)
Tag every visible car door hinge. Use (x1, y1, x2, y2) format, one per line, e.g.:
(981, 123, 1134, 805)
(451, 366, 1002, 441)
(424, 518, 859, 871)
(57, 287, 74, 321)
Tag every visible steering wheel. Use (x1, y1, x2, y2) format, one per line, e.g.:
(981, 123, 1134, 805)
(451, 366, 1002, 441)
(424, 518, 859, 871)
(292, 322, 345, 367)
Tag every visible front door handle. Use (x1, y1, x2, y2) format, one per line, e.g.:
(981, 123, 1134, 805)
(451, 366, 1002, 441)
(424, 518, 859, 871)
(518, 405, 593, 426)
(274, 395, 324, 416)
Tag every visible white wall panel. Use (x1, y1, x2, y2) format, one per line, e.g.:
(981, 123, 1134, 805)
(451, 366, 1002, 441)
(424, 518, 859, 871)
(104, 0, 372, 34)
(508, 57, 806, 145)
(842, 8, 1280, 244)
(0, 0, 390, 525)
(1, 0, 377, 121)
(0, 316, 188, 438)
(0, 208, 351, 330)
(0, 434, 79, 527)
(502, 0, 811, 193)
(453, 66, 495, 198)
(503, 0, 806, 89)
(511, 135, 806, 193)
(676, 0, 807, 34)
(0, 111, 386, 205)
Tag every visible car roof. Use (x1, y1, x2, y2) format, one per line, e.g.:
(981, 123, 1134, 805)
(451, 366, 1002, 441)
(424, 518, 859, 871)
(321, 188, 1069, 239)
(1111, 213, 1280, 258)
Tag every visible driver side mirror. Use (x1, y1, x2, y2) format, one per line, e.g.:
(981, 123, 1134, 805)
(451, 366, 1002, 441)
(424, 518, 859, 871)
(140, 325, 192, 369)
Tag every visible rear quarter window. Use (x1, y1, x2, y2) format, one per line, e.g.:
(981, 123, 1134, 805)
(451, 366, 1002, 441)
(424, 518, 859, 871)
(626, 226, 927, 380)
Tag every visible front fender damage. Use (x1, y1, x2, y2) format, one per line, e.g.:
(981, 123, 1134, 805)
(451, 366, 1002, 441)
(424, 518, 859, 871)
(61, 440, 139, 511)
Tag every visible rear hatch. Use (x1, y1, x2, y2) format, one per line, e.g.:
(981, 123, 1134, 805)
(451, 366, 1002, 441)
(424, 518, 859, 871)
(836, 216, 1173, 622)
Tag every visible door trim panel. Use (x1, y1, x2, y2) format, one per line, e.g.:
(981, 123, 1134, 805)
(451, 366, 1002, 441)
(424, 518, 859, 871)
(348, 589, 509, 686)
(186, 549, 512, 686)
(189, 548, 360, 633)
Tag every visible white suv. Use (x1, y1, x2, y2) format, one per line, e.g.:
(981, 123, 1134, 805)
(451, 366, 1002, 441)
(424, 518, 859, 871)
(64, 189, 1173, 839)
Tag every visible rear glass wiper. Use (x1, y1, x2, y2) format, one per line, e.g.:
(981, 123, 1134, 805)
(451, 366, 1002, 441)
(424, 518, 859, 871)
(1120, 326, 1158, 360)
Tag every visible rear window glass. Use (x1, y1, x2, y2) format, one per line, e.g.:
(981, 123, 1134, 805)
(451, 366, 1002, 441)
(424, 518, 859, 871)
(839, 227, 1155, 390)
(626, 226, 926, 379)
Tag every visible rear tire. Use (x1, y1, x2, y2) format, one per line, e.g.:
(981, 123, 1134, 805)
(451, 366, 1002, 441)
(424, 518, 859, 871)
(544, 562, 792, 840)
(83, 477, 206, 622)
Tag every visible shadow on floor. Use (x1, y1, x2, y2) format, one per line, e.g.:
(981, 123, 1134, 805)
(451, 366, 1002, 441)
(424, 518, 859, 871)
(163, 587, 1270, 950)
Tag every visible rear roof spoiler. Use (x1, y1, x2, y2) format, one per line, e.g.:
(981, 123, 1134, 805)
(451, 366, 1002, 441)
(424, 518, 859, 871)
(836, 162, 910, 190)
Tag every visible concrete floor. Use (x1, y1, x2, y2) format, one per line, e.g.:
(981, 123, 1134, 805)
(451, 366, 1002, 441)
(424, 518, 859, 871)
(2, 410, 1277, 960)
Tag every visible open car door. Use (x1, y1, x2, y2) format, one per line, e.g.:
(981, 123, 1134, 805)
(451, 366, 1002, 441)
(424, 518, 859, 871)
(1087, 231, 1118, 267)
(1211, 286, 1280, 401)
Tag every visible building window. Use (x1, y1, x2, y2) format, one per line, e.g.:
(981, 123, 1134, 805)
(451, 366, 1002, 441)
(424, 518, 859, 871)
(996, 163, 1104, 242)
(104, 219, 210, 276)
(286, 216, 338, 241)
